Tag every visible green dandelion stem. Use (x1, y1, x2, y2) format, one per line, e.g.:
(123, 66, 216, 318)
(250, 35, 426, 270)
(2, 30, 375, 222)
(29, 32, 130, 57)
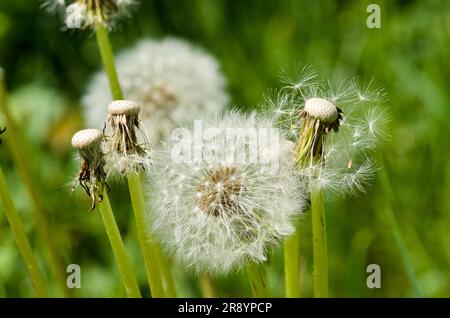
(98, 191, 141, 298)
(156, 246, 177, 297)
(284, 222, 301, 298)
(95, 24, 123, 100)
(311, 190, 328, 297)
(246, 262, 268, 298)
(128, 173, 166, 298)
(200, 274, 216, 298)
(0, 69, 69, 297)
(0, 166, 48, 298)
(95, 23, 171, 298)
(377, 155, 423, 297)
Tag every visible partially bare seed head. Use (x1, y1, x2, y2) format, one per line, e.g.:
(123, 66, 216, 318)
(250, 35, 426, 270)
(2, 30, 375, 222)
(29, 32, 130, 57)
(295, 98, 343, 168)
(108, 99, 140, 117)
(71, 129, 108, 210)
(304, 98, 339, 124)
(71, 128, 103, 149)
(106, 99, 150, 174)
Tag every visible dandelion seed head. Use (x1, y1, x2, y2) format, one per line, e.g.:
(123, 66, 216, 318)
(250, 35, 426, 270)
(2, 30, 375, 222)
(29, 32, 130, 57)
(267, 66, 389, 197)
(304, 98, 339, 124)
(43, 0, 138, 30)
(71, 128, 103, 150)
(83, 38, 228, 146)
(105, 100, 151, 175)
(108, 99, 140, 116)
(148, 111, 307, 274)
(70, 129, 107, 210)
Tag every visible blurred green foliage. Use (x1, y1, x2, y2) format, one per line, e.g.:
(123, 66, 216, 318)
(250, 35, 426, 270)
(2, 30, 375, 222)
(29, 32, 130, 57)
(0, 0, 449, 297)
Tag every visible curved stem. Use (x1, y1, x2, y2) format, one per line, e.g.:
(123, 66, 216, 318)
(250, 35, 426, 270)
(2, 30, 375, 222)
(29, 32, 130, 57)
(98, 192, 141, 298)
(0, 70, 69, 297)
(311, 190, 328, 297)
(284, 223, 301, 297)
(127, 173, 165, 297)
(246, 262, 268, 298)
(0, 166, 48, 297)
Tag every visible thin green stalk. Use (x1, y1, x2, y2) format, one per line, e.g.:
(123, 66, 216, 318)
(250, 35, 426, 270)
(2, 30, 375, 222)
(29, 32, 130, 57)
(0, 166, 48, 297)
(95, 24, 123, 100)
(200, 274, 216, 298)
(311, 190, 328, 297)
(246, 262, 268, 298)
(0, 70, 69, 297)
(284, 222, 301, 297)
(156, 246, 177, 297)
(127, 173, 165, 297)
(95, 23, 173, 297)
(98, 191, 141, 298)
(378, 155, 423, 297)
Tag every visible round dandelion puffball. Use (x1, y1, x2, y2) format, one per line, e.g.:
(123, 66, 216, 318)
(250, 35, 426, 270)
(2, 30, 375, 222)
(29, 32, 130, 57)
(82, 37, 229, 146)
(148, 111, 307, 275)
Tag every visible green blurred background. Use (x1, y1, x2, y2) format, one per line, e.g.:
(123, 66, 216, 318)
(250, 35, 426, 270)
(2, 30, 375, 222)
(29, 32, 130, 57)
(0, 0, 449, 297)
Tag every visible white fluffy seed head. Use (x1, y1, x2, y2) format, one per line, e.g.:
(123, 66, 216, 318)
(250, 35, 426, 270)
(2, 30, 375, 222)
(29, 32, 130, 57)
(82, 38, 229, 146)
(71, 128, 103, 149)
(148, 111, 307, 275)
(108, 100, 140, 116)
(304, 97, 338, 123)
(270, 66, 389, 197)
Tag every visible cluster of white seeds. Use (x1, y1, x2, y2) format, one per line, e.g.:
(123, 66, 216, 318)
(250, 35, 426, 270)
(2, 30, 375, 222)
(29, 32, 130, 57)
(148, 111, 307, 274)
